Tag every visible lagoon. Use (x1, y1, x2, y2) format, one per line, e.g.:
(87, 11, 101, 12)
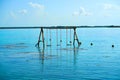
(0, 28, 120, 80)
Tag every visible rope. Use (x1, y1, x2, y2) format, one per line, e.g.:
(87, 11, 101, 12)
(49, 29, 51, 45)
(46, 29, 48, 45)
(70, 29, 72, 44)
(66, 28, 68, 45)
(56, 29, 58, 46)
(60, 29, 62, 43)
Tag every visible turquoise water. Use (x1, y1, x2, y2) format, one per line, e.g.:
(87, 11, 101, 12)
(0, 28, 120, 80)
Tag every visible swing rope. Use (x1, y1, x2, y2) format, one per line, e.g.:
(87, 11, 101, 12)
(66, 28, 72, 46)
(60, 29, 62, 43)
(66, 28, 68, 46)
(56, 29, 58, 46)
(46, 29, 48, 46)
(49, 29, 51, 46)
(46, 29, 52, 47)
(69, 29, 72, 44)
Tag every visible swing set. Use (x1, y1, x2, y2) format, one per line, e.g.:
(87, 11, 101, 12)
(36, 27, 81, 48)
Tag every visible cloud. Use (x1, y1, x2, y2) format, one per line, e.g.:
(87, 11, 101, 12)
(103, 13, 111, 17)
(103, 3, 120, 10)
(10, 9, 27, 19)
(102, 3, 120, 17)
(79, 7, 86, 15)
(19, 9, 27, 15)
(79, 7, 92, 16)
(10, 11, 17, 19)
(73, 11, 80, 16)
(29, 2, 44, 10)
(73, 7, 92, 16)
(103, 3, 114, 10)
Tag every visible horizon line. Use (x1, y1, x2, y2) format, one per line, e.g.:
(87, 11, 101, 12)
(0, 25, 120, 29)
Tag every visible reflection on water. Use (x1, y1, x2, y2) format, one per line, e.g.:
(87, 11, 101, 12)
(73, 45, 80, 65)
(37, 47, 45, 64)
(37, 45, 81, 67)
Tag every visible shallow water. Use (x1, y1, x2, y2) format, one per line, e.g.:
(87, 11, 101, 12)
(0, 28, 120, 80)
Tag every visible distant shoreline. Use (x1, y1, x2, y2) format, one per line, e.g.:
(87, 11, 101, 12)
(0, 25, 120, 29)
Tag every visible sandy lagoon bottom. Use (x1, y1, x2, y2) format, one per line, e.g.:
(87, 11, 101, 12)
(0, 28, 120, 80)
(0, 42, 120, 80)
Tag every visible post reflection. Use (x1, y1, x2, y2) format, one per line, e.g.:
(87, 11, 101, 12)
(73, 45, 80, 65)
(36, 44, 80, 67)
(37, 47, 45, 64)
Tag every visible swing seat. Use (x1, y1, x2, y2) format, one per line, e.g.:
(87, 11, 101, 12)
(69, 41, 72, 43)
(67, 43, 72, 46)
(46, 44, 52, 47)
(57, 44, 60, 46)
(60, 40, 62, 42)
(49, 39, 51, 41)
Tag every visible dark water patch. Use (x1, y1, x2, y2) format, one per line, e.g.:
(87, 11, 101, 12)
(8, 51, 59, 60)
(38, 54, 59, 60)
(1, 43, 28, 49)
(5, 45, 27, 49)
(95, 64, 102, 67)
(82, 77, 102, 80)
(22, 52, 37, 54)
(23, 54, 59, 64)
(6, 52, 38, 59)
(59, 48, 88, 51)
(103, 55, 111, 58)
(7, 54, 30, 58)
(15, 43, 26, 45)
(45, 55, 58, 59)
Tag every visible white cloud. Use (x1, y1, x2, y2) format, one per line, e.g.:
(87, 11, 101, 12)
(73, 11, 79, 16)
(103, 3, 120, 10)
(10, 9, 27, 19)
(19, 9, 27, 15)
(79, 7, 92, 16)
(29, 2, 44, 10)
(102, 3, 120, 17)
(73, 7, 92, 16)
(103, 3, 114, 10)
(79, 7, 86, 15)
(103, 13, 111, 17)
(10, 11, 17, 19)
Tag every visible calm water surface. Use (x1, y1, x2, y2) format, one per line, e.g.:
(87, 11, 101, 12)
(0, 28, 120, 80)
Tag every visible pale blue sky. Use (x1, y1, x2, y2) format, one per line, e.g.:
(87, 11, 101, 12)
(0, 0, 120, 27)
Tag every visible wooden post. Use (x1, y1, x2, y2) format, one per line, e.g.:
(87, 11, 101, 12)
(35, 28, 45, 48)
(73, 28, 81, 46)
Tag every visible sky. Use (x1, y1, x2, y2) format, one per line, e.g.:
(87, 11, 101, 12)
(0, 0, 120, 27)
